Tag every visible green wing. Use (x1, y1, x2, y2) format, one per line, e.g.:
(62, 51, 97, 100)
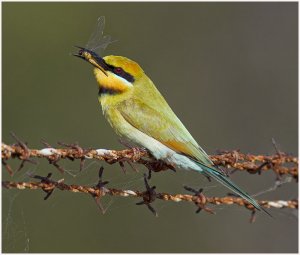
(116, 97, 213, 166)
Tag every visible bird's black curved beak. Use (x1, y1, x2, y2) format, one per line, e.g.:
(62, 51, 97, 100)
(73, 46, 108, 76)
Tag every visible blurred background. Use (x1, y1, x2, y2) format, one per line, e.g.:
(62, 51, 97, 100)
(2, 2, 298, 253)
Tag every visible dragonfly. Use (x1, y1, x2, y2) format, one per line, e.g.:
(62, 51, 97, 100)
(75, 16, 116, 57)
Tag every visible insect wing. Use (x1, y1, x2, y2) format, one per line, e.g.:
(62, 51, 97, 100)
(86, 16, 114, 55)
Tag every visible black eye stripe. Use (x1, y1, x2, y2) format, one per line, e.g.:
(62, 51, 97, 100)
(86, 49, 135, 83)
(106, 64, 135, 83)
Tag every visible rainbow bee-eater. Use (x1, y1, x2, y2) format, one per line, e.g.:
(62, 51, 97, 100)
(74, 46, 270, 216)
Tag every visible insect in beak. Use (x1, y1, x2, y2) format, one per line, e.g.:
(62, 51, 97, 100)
(73, 46, 108, 76)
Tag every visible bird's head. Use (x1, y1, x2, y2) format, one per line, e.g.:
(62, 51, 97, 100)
(74, 46, 144, 95)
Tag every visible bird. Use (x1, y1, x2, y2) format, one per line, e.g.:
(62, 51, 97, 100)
(74, 46, 270, 216)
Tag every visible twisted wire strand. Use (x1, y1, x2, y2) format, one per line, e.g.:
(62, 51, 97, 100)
(2, 180, 297, 210)
(2, 143, 298, 180)
(2, 137, 298, 222)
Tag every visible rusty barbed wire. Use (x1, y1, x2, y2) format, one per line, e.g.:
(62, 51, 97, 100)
(2, 135, 297, 222)
(2, 176, 298, 222)
(5, 180, 296, 209)
(2, 142, 298, 180)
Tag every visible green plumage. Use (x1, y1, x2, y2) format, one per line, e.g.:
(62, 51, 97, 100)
(95, 55, 269, 215)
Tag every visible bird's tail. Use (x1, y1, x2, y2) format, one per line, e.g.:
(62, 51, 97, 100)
(195, 162, 272, 217)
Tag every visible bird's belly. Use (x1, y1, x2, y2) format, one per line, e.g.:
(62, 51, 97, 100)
(130, 130, 201, 171)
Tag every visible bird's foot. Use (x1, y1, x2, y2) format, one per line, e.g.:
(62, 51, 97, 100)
(139, 159, 176, 179)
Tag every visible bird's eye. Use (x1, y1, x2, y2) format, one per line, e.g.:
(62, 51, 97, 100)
(78, 49, 83, 55)
(115, 67, 123, 74)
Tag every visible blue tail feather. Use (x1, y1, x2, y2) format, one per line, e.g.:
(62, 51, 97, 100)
(195, 162, 272, 217)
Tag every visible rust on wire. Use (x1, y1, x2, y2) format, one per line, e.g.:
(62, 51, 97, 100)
(2, 179, 298, 221)
(2, 142, 298, 180)
(2, 136, 297, 222)
(8, 133, 37, 172)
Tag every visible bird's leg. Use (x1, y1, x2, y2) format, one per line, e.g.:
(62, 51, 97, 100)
(139, 158, 176, 179)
